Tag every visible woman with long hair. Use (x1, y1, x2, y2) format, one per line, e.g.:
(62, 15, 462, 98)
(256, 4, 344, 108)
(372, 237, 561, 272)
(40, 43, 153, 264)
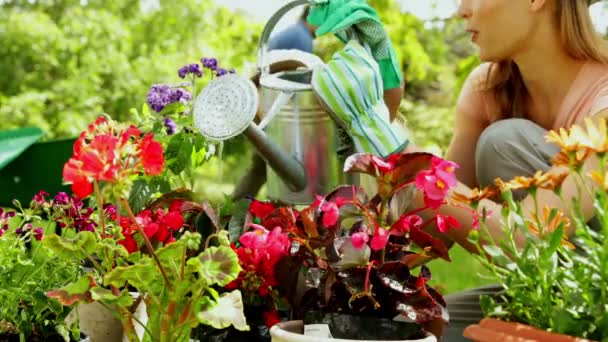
(423, 0, 608, 340)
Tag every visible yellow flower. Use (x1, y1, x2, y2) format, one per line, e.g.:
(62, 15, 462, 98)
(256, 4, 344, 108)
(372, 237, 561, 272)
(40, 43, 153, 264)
(590, 170, 608, 189)
(580, 117, 608, 153)
(546, 118, 608, 155)
(546, 127, 582, 153)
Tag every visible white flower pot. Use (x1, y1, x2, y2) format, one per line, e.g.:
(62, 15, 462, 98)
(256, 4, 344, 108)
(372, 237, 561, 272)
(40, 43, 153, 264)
(68, 301, 123, 342)
(122, 292, 148, 342)
(270, 320, 437, 342)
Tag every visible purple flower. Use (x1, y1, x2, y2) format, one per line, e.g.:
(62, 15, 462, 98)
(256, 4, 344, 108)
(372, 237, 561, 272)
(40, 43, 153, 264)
(178, 63, 203, 78)
(147, 84, 172, 113)
(147, 84, 192, 113)
(169, 88, 192, 104)
(33, 228, 43, 241)
(216, 68, 228, 77)
(164, 117, 178, 135)
(104, 204, 117, 218)
(178, 66, 189, 79)
(188, 63, 203, 77)
(201, 57, 218, 71)
(54, 192, 72, 205)
(33, 191, 49, 205)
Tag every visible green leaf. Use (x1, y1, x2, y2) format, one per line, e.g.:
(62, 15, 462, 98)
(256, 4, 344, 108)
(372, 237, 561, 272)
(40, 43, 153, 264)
(228, 199, 251, 243)
(165, 133, 193, 175)
(541, 224, 564, 262)
(90, 287, 134, 308)
(128, 178, 171, 212)
(104, 259, 161, 291)
(186, 246, 240, 286)
(482, 245, 512, 267)
(196, 290, 249, 331)
(42, 232, 96, 260)
(46, 276, 95, 306)
(158, 102, 186, 116)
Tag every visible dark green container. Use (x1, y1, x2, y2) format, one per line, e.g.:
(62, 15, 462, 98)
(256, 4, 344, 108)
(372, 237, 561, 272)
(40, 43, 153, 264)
(0, 127, 75, 207)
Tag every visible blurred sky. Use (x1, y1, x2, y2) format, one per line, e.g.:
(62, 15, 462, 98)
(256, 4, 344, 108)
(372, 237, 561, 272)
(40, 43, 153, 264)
(221, 0, 608, 34)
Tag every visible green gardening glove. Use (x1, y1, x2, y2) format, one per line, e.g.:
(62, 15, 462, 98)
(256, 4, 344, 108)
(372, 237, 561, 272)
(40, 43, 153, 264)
(307, 0, 403, 90)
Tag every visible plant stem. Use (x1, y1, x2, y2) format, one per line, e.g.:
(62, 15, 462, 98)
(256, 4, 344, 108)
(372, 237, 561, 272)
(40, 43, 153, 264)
(94, 181, 106, 239)
(121, 196, 173, 291)
(364, 260, 375, 293)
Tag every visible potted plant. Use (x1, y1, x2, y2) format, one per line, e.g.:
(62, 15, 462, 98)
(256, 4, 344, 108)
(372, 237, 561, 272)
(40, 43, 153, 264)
(459, 118, 608, 342)
(0, 200, 86, 341)
(220, 152, 472, 341)
(28, 113, 249, 342)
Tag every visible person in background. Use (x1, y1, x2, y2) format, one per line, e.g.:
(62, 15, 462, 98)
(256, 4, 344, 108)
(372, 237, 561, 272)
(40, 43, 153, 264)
(232, 6, 317, 200)
(413, 0, 608, 340)
(267, 6, 315, 53)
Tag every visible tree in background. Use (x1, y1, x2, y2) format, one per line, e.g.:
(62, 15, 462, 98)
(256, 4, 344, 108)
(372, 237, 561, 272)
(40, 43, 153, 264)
(0, 0, 262, 138)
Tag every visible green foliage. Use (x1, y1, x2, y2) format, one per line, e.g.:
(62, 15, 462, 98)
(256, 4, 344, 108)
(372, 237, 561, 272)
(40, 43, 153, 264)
(101, 236, 247, 341)
(0, 0, 262, 139)
(473, 157, 608, 340)
(0, 219, 82, 340)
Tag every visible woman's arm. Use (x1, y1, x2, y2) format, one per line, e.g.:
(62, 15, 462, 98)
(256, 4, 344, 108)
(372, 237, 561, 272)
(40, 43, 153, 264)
(445, 64, 491, 188)
(423, 108, 608, 254)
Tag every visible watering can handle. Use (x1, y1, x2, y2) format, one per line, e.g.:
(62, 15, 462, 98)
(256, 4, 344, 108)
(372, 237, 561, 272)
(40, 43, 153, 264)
(257, 0, 310, 76)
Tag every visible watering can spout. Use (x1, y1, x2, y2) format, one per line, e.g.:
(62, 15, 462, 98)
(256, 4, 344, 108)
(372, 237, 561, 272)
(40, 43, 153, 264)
(243, 125, 308, 192)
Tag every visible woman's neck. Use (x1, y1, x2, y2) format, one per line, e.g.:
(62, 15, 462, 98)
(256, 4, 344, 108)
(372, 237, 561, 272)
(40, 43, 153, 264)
(512, 33, 586, 126)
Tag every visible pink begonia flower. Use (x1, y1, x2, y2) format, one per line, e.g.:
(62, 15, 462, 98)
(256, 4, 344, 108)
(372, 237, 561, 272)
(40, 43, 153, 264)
(415, 171, 450, 209)
(371, 227, 389, 251)
(321, 201, 339, 227)
(435, 214, 460, 233)
(239, 223, 269, 249)
(350, 232, 369, 250)
(391, 214, 423, 235)
(266, 227, 291, 264)
(431, 157, 459, 187)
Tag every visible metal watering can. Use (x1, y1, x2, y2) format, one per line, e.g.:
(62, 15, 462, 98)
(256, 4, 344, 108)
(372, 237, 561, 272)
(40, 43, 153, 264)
(194, 0, 352, 205)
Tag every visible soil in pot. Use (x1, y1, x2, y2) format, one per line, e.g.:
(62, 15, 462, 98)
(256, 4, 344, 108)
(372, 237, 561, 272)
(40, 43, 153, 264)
(192, 307, 290, 342)
(303, 312, 427, 341)
(0, 332, 89, 342)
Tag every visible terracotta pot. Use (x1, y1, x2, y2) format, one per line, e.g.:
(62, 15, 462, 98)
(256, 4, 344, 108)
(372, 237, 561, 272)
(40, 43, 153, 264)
(463, 318, 597, 342)
(270, 320, 437, 342)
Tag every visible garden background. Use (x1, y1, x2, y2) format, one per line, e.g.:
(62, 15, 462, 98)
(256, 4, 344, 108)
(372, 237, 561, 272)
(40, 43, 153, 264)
(1, 0, 607, 295)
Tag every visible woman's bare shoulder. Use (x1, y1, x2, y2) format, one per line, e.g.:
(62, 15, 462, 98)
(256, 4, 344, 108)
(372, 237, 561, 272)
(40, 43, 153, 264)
(456, 63, 495, 123)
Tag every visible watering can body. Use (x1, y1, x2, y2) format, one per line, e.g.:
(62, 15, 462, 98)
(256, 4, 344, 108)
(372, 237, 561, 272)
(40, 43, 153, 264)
(259, 71, 354, 204)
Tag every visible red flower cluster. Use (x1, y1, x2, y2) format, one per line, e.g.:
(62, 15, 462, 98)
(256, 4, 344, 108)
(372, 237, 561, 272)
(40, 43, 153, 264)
(63, 116, 165, 198)
(118, 204, 184, 253)
(226, 224, 290, 326)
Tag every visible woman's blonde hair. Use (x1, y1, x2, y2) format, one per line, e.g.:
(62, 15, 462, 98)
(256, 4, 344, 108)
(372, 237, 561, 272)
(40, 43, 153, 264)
(488, 0, 608, 119)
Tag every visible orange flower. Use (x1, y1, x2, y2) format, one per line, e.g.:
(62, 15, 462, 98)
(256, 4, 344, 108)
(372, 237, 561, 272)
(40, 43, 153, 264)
(525, 206, 574, 249)
(452, 186, 499, 205)
(495, 171, 569, 192)
(551, 149, 592, 169)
